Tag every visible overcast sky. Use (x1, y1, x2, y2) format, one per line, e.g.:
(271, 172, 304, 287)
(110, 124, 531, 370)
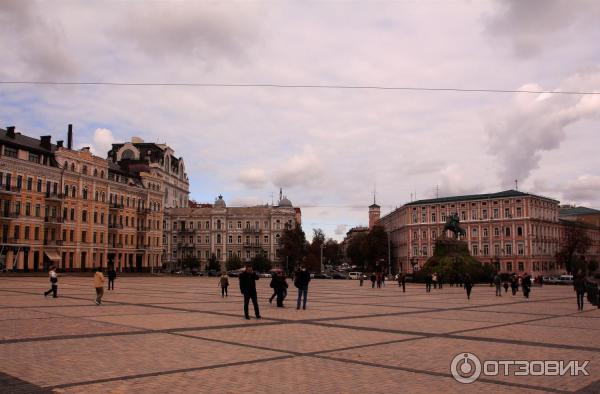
(1, 0, 599, 240)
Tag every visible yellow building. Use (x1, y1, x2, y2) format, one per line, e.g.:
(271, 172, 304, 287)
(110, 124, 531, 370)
(0, 125, 165, 272)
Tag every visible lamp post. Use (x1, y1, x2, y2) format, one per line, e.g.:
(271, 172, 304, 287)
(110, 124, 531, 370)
(320, 243, 325, 273)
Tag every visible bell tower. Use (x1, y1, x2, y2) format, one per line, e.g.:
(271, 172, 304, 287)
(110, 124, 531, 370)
(368, 187, 380, 229)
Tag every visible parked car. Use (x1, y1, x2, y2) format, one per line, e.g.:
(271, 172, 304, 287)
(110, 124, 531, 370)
(313, 273, 332, 279)
(260, 272, 272, 278)
(227, 269, 243, 277)
(331, 272, 350, 280)
(557, 275, 574, 285)
(173, 270, 184, 275)
(348, 272, 363, 280)
(207, 270, 219, 277)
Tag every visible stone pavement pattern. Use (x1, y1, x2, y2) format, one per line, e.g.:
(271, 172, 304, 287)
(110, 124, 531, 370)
(0, 276, 598, 393)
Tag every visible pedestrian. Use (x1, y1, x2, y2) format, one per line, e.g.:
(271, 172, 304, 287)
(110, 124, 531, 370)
(219, 272, 229, 297)
(522, 274, 531, 300)
(425, 273, 432, 293)
(574, 273, 586, 312)
(381, 274, 386, 287)
(43, 266, 58, 298)
(94, 267, 105, 305)
(370, 273, 376, 288)
(239, 264, 261, 319)
(376, 273, 382, 288)
(464, 273, 473, 300)
(107, 265, 116, 290)
(294, 265, 311, 310)
(438, 273, 443, 289)
(494, 274, 502, 296)
(399, 272, 406, 293)
(270, 271, 288, 307)
(510, 276, 518, 295)
(432, 272, 438, 289)
(359, 275, 364, 287)
(503, 281, 509, 293)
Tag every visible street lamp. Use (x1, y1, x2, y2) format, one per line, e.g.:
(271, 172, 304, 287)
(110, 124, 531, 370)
(386, 230, 392, 276)
(320, 243, 325, 273)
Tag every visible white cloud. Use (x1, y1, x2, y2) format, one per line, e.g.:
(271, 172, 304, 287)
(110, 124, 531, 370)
(83, 128, 114, 156)
(237, 168, 268, 189)
(486, 71, 600, 187)
(272, 145, 323, 188)
(334, 224, 348, 236)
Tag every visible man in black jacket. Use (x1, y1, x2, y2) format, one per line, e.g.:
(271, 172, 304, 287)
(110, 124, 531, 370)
(294, 266, 311, 310)
(239, 264, 261, 319)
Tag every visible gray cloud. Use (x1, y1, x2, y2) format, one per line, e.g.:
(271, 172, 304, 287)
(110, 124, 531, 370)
(114, 3, 261, 64)
(0, 0, 76, 78)
(486, 0, 600, 57)
(486, 70, 600, 187)
(237, 168, 268, 189)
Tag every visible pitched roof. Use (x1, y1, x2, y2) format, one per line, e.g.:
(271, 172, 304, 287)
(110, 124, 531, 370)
(404, 189, 556, 206)
(0, 127, 57, 154)
(559, 206, 600, 217)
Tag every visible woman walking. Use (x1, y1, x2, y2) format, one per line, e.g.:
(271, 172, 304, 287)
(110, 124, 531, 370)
(464, 273, 473, 300)
(219, 272, 229, 297)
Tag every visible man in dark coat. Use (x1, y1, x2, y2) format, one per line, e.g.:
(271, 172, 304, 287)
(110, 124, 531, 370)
(294, 266, 311, 310)
(107, 265, 117, 290)
(270, 272, 288, 307)
(398, 272, 406, 293)
(425, 274, 432, 293)
(522, 274, 531, 300)
(574, 274, 586, 311)
(464, 273, 473, 300)
(239, 264, 261, 319)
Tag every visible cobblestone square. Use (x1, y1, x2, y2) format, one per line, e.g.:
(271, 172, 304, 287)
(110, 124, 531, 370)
(0, 276, 598, 393)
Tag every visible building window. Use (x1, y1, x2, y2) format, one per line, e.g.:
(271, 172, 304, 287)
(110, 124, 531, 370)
(483, 244, 489, 255)
(504, 208, 510, 218)
(494, 227, 500, 237)
(228, 235, 233, 244)
(237, 221, 242, 229)
(82, 210, 87, 222)
(237, 235, 242, 244)
(472, 228, 478, 237)
(421, 213, 426, 223)
(517, 243, 524, 255)
(505, 227, 511, 237)
(518, 261, 524, 271)
(483, 228, 488, 237)
(431, 213, 436, 222)
(493, 208, 499, 219)
(205, 221, 210, 229)
(517, 226, 523, 236)
(505, 243, 512, 255)
(472, 244, 478, 255)
(507, 262, 512, 272)
(471, 210, 477, 220)
(516, 207, 522, 217)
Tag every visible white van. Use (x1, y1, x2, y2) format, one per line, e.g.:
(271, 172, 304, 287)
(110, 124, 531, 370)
(557, 275, 574, 285)
(348, 272, 362, 280)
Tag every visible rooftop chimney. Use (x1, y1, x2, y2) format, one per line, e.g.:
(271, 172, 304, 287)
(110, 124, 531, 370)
(56, 140, 64, 148)
(67, 124, 73, 150)
(6, 126, 15, 138)
(40, 135, 52, 150)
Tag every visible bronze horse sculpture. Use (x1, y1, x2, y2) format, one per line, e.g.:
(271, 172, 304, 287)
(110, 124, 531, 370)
(444, 212, 466, 238)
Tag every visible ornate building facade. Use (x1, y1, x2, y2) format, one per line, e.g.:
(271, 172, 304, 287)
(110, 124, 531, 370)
(376, 190, 600, 276)
(0, 125, 165, 272)
(163, 195, 300, 270)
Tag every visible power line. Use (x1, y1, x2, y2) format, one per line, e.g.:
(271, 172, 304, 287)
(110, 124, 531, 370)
(0, 81, 598, 95)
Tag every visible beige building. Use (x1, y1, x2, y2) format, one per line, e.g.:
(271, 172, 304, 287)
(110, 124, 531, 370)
(0, 125, 165, 272)
(164, 195, 299, 270)
(107, 138, 189, 208)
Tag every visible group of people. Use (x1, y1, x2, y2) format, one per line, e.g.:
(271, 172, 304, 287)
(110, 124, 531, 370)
(44, 265, 117, 305)
(493, 273, 532, 299)
(423, 272, 444, 292)
(230, 264, 312, 320)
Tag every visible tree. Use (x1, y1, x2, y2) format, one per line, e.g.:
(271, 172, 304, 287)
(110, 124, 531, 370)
(366, 225, 388, 270)
(323, 239, 341, 267)
(279, 225, 307, 273)
(226, 254, 243, 271)
(346, 232, 368, 270)
(305, 228, 326, 272)
(180, 257, 200, 271)
(556, 224, 592, 274)
(251, 253, 272, 273)
(207, 254, 221, 272)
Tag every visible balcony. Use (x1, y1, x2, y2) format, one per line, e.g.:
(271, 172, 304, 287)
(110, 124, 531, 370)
(43, 239, 64, 246)
(45, 192, 65, 200)
(109, 204, 124, 210)
(108, 223, 124, 230)
(137, 208, 152, 215)
(0, 211, 19, 219)
(44, 216, 64, 224)
(0, 185, 21, 194)
(178, 228, 196, 234)
(243, 228, 261, 234)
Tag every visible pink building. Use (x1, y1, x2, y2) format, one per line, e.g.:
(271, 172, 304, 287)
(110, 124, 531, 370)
(376, 190, 599, 276)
